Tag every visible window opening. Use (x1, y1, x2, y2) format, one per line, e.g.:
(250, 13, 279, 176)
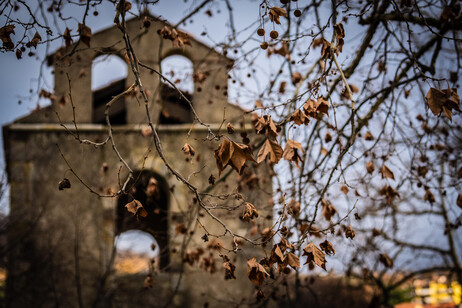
(92, 54, 128, 125)
(159, 55, 193, 124)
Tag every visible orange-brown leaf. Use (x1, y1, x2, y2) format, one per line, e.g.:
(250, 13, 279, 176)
(290, 109, 310, 126)
(426, 87, 461, 121)
(269, 6, 288, 25)
(125, 199, 147, 217)
(214, 139, 256, 175)
(247, 257, 269, 286)
(345, 225, 355, 239)
(182, 143, 195, 156)
(242, 202, 259, 221)
(319, 240, 335, 256)
(283, 139, 305, 168)
(78, 23, 92, 47)
(322, 199, 337, 221)
(381, 164, 395, 180)
(366, 161, 375, 174)
(257, 138, 283, 164)
(255, 115, 278, 137)
(303, 243, 326, 270)
(286, 252, 300, 269)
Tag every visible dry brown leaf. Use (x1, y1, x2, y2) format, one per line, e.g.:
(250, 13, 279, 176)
(270, 244, 285, 266)
(226, 123, 235, 134)
(286, 252, 300, 269)
(379, 253, 394, 268)
(345, 225, 355, 239)
(125, 199, 147, 218)
(333, 23, 345, 52)
(325, 132, 332, 143)
(278, 81, 286, 94)
(269, 6, 288, 25)
(63, 27, 73, 47)
(255, 115, 278, 137)
(291, 72, 302, 85)
(364, 131, 374, 141)
(424, 189, 435, 204)
(242, 202, 259, 221)
(78, 23, 92, 47)
(224, 261, 236, 280)
(319, 240, 335, 256)
(287, 199, 300, 217)
(381, 164, 395, 180)
(290, 109, 310, 126)
(214, 139, 256, 175)
(340, 184, 349, 195)
(426, 87, 461, 121)
(247, 257, 269, 286)
(283, 139, 305, 168)
(28, 32, 41, 48)
(322, 199, 337, 221)
(303, 243, 326, 270)
(257, 138, 283, 164)
(0, 24, 15, 50)
(182, 143, 195, 156)
(366, 161, 375, 174)
(457, 194, 462, 209)
(380, 185, 400, 206)
(58, 178, 71, 190)
(255, 100, 263, 108)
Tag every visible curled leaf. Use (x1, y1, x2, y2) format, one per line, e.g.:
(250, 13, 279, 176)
(242, 202, 259, 221)
(320, 240, 335, 256)
(78, 23, 92, 47)
(58, 178, 71, 190)
(283, 139, 305, 168)
(125, 199, 148, 218)
(182, 143, 195, 156)
(303, 243, 326, 270)
(269, 6, 288, 25)
(247, 257, 269, 286)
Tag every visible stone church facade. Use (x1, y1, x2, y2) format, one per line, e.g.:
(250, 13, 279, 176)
(3, 15, 272, 307)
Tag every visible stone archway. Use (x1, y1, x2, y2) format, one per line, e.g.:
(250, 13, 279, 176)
(116, 170, 170, 269)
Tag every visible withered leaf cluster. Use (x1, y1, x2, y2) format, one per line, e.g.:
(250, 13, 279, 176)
(215, 139, 256, 175)
(0, 24, 15, 49)
(241, 202, 259, 221)
(159, 26, 191, 49)
(269, 7, 288, 25)
(426, 87, 460, 121)
(291, 97, 330, 126)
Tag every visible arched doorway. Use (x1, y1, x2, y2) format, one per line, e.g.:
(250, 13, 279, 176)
(116, 170, 170, 270)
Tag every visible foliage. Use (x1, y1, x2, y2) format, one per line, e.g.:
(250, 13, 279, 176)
(1, 0, 461, 306)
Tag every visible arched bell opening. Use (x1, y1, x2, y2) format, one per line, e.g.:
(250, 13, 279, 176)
(92, 54, 128, 125)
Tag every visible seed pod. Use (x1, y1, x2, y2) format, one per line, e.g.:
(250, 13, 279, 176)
(270, 30, 279, 39)
(257, 28, 265, 36)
